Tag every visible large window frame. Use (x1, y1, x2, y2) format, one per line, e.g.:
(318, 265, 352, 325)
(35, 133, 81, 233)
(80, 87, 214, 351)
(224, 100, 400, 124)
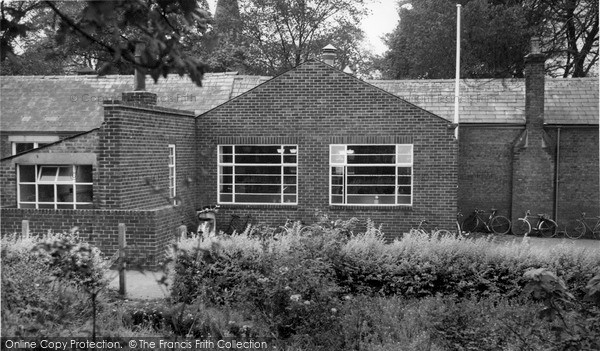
(17, 165, 94, 209)
(218, 145, 298, 205)
(329, 144, 413, 206)
(10, 136, 59, 155)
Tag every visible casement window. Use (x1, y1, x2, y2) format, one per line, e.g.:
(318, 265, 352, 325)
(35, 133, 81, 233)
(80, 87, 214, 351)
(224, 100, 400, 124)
(10, 136, 59, 155)
(17, 165, 93, 209)
(218, 145, 298, 204)
(330, 144, 413, 206)
(168, 144, 176, 200)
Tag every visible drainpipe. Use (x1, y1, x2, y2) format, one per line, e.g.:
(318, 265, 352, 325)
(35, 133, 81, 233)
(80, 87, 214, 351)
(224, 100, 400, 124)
(554, 127, 561, 221)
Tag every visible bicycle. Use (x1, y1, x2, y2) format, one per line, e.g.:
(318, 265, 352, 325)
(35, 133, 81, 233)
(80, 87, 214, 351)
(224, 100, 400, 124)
(412, 219, 452, 237)
(512, 210, 557, 237)
(197, 204, 219, 237)
(565, 212, 600, 239)
(461, 208, 511, 235)
(225, 213, 252, 235)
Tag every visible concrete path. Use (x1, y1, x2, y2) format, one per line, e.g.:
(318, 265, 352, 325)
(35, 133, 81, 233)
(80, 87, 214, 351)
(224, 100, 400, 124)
(107, 269, 171, 300)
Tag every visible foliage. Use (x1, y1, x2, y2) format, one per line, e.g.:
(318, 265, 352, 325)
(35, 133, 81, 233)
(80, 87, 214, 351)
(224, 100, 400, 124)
(1, 233, 110, 337)
(1, 0, 211, 84)
(522, 268, 600, 350)
(380, 0, 598, 79)
(170, 217, 600, 346)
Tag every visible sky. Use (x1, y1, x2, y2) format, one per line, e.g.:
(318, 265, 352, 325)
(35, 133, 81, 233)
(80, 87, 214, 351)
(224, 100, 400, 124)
(206, 0, 400, 56)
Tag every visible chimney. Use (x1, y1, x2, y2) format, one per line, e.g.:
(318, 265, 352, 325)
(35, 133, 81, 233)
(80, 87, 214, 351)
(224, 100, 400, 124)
(321, 44, 337, 66)
(122, 42, 157, 105)
(134, 42, 146, 92)
(524, 37, 545, 131)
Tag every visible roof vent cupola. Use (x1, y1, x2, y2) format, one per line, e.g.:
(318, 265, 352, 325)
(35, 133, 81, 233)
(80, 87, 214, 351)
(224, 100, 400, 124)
(321, 44, 337, 67)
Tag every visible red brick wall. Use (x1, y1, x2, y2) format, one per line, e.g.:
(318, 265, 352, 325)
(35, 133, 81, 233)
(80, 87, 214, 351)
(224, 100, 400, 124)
(97, 101, 198, 227)
(197, 61, 458, 238)
(457, 126, 521, 219)
(551, 127, 600, 234)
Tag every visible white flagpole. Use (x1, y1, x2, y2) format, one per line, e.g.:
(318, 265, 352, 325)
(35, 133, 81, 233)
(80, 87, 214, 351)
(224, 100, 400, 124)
(454, 4, 461, 139)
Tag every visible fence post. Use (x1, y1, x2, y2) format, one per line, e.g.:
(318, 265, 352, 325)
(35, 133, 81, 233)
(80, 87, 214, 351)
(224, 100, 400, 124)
(22, 220, 29, 239)
(118, 223, 126, 296)
(178, 225, 187, 241)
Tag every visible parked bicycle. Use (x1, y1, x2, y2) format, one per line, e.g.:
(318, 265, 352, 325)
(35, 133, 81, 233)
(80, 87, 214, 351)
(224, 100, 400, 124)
(461, 208, 511, 235)
(565, 212, 600, 239)
(225, 213, 252, 235)
(413, 219, 452, 237)
(512, 210, 557, 237)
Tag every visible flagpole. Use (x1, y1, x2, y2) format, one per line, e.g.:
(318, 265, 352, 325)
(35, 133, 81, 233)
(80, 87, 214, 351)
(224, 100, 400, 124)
(454, 4, 461, 139)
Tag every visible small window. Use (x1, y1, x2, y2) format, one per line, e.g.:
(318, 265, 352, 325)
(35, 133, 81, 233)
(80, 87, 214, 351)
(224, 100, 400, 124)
(168, 144, 176, 201)
(17, 165, 94, 209)
(330, 144, 413, 206)
(218, 145, 298, 204)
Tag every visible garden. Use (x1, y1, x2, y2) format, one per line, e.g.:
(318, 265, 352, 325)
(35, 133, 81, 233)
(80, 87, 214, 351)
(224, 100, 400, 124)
(2, 215, 600, 351)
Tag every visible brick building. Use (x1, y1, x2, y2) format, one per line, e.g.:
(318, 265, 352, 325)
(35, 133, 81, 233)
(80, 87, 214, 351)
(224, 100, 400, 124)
(1, 46, 598, 266)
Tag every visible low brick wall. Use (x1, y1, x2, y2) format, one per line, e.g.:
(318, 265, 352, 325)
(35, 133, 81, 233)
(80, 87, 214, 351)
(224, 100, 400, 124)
(1, 206, 184, 268)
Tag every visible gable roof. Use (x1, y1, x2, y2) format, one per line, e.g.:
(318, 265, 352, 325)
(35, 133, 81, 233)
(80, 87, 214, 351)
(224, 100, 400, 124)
(1, 71, 597, 133)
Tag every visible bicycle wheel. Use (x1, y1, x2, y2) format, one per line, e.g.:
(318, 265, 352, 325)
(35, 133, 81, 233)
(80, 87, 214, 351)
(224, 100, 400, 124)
(566, 220, 585, 239)
(512, 219, 531, 236)
(435, 229, 452, 237)
(490, 216, 511, 235)
(462, 216, 480, 233)
(539, 219, 558, 238)
(592, 222, 600, 240)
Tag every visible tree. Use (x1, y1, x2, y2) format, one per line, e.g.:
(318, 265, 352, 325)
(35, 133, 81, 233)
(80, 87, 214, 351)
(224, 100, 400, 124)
(381, 0, 531, 79)
(1, 0, 212, 85)
(531, 0, 598, 77)
(237, 0, 370, 75)
(380, 0, 598, 79)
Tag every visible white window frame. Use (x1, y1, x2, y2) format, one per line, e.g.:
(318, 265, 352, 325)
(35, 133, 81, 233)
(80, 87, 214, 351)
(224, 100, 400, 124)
(9, 136, 59, 155)
(168, 144, 176, 200)
(329, 144, 413, 206)
(17, 165, 94, 209)
(218, 145, 298, 205)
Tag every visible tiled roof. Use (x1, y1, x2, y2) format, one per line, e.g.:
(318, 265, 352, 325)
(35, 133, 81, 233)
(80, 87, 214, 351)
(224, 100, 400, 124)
(368, 78, 599, 125)
(1, 73, 596, 133)
(0, 73, 271, 132)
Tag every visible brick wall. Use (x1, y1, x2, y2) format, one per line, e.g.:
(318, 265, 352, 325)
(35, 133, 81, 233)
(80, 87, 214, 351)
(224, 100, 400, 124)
(97, 98, 198, 229)
(551, 127, 600, 234)
(457, 126, 521, 219)
(197, 61, 458, 238)
(0, 207, 180, 267)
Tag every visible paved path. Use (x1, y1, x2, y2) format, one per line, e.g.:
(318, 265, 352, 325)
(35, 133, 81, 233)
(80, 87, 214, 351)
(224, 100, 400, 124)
(107, 269, 171, 300)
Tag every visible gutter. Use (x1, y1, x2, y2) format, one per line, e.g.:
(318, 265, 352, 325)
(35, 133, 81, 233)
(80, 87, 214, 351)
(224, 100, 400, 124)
(554, 127, 561, 223)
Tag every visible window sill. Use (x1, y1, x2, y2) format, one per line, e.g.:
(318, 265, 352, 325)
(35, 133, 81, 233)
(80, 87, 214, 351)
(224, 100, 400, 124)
(329, 205, 412, 211)
(218, 203, 299, 210)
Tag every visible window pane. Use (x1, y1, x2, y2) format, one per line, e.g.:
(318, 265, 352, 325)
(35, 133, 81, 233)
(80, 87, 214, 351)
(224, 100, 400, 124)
(76, 185, 93, 202)
(283, 155, 296, 163)
(347, 185, 395, 195)
(236, 145, 279, 154)
(19, 185, 36, 202)
(284, 176, 296, 185)
(39, 167, 57, 182)
(57, 167, 73, 181)
(221, 145, 233, 154)
(398, 176, 411, 185)
(283, 186, 296, 194)
(283, 195, 296, 203)
(235, 154, 281, 163)
(235, 184, 281, 193)
(15, 143, 34, 154)
(220, 184, 233, 193)
(57, 204, 74, 209)
(331, 195, 343, 204)
(331, 186, 344, 195)
(331, 176, 344, 185)
(397, 195, 411, 204)
(222, 166, 233, 175)
(330, 154, 345, 163)
(19, 165, 36, 182)
(220, 155, 233, 163)
(38, 185, 55, 202)
(398, 167, 411, 176)
(397, 155, 412, 163)
(347, 175, 395, 185)
(77, 204, 94, 209)
(348, 166, 395, 176)
(350, 145, 395, 154)
(398, 186, 412, 195)
(236, 165, 280, 175)
(76, 166, 93, 182)
(348, 155, 395, 164)
(283, 167, 296, 175)
(235, 194, 280, 203)
(220, 194, 233, 202)
(39, 204, 54, 209)
(397, 145, 412, 154)
(235, 175, 281, 184)
(221, 175, 233, 184)
(57, 185, 74, 202)
(19, 203, 36, 209)
(332, 167, 344, 175)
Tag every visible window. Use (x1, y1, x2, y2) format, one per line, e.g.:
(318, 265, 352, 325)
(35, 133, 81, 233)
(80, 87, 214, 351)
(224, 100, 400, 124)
(17, 165, 94, 209)
(168, 144, 176, 200)
(10, 136, 59, 155)
(218, 145, 298, 204)
(330, 144, 413, 206)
